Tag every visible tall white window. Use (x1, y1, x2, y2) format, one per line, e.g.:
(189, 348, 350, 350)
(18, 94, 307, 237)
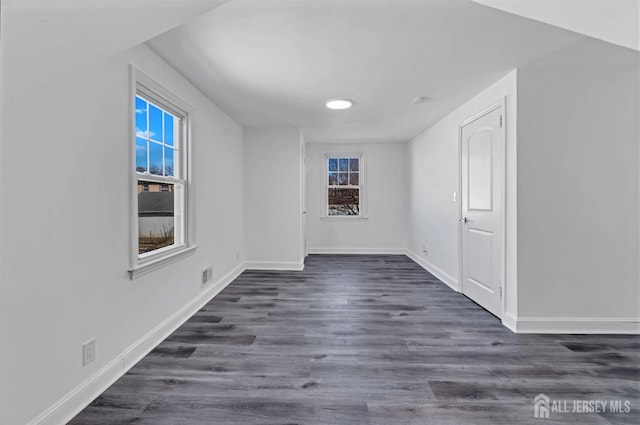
(326, 155, 362, 216)
(130, 70, 195, 277)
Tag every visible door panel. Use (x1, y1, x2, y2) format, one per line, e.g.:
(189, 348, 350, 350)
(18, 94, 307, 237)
(461, 106, 503, 318)
(468, 129, 493, 211)
(467, 228, 493, 291)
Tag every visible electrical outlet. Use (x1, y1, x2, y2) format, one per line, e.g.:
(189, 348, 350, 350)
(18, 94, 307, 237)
(82, 338, 96, 366)
(201, 265, 213, 287)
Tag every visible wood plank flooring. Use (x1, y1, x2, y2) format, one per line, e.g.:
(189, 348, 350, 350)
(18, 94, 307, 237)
(70, 255, 639, 425)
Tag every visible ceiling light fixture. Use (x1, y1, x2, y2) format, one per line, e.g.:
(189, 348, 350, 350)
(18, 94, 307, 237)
(326, 99, 353, 110)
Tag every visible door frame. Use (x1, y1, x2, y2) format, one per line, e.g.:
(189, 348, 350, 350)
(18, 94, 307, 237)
(301, 140, 308, 258)
(457, 97, 507, 318)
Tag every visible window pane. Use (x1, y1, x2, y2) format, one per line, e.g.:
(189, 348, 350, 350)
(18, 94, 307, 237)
(164, 112, 174, 146)
(328, 158, 338, 172)
(337, 172, 348, 185)
(339, 158, 349, 171)
(328, 172, 338, 185)
(164, 147, 174, 177)
(148, 103, 163, 142)
(149, 142, 163, 175)
(328, 188, 360, 216)
(135, 97, 147, 134)
(349, 158, 359, 172)
(138, 181, 175, 254)
(349, 172, 359, 186)
(136, 138, 148, 173)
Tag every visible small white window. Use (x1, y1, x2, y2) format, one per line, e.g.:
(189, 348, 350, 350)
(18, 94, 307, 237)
(129, 69, 196, 278)
(326, 155, 363, 216)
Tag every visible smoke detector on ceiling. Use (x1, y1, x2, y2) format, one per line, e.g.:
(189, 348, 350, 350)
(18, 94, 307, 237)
(412, 96, 432, 104)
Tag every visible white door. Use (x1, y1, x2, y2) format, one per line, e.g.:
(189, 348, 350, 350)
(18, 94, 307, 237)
(460, 105, 504, 318)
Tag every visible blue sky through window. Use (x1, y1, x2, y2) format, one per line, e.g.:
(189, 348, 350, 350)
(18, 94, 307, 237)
(135, 97, 147, 133)
(136, 137, 147, 172)
(328, 158, 338, 172)
(149, 143, 162, 175)
(328, 157, 360, 187)
(164, 148, 174, 176)
(135, 95, 178, 176)
(148, 104, 162, 141)
(164, 112, 174, 146)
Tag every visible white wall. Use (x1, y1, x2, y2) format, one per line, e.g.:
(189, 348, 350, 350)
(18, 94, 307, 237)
(406, 70, 518, 316)
(0, 44, 246, 425)
(516, 38, 639, 325)
(305, 142, 407, 253)
(244, 128, 304, 269)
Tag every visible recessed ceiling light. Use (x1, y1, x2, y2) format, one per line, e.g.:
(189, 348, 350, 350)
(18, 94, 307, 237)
(326, 99, 353, 110)
(413, 96, 431, 104)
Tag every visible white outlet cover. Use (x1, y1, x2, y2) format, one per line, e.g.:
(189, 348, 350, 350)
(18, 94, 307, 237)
(82, 338, 96, 366)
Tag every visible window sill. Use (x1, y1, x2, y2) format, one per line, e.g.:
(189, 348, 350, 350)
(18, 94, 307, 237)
(129, 244, 198, 280)
(320, 216, 369, 222)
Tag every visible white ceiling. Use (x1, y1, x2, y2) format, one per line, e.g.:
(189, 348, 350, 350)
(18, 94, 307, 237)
(148, 0, 584, 143)
(1, 0, 230, 105)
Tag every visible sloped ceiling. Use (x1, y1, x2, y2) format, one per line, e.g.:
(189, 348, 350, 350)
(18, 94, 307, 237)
(148, 0, 585, 143)
(471, 0, 639, 52)
(0, 0, 231, 105)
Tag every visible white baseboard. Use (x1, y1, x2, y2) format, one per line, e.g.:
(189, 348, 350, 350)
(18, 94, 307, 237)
(29, 352, 129, 425)
(306, 247, 406, 255)
(245, 261, 305, 271)
(506, 315, 640, 334)
(502, 312, 518, 332)
(30, 263, 246, 425)
(405, 249, 459, 292)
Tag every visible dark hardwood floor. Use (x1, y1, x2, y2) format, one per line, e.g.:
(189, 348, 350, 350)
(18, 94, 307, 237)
(70, 255, 639, 425)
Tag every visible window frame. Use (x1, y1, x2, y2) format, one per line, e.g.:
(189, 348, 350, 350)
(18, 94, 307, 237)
(128, 67, 197, 279)
(323, 153, 366, 219)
